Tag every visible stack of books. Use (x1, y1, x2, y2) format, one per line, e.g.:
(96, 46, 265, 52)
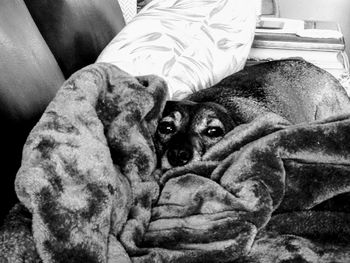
(247, 17, 349, 78)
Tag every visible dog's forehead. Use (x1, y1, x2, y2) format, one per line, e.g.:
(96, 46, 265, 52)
(162, 100, 230, 120)
(162, 100, 197, 119)
(161, 111, 182, 124)
(163, 100, 196, 112)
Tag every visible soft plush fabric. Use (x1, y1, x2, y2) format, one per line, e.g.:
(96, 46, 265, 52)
(97, 0, 256, 99)
(2, 63, 350, 262)
(5, 62, 167, 263)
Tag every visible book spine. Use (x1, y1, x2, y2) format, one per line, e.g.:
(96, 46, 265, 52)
(252, 39, 345, 51)
(248, 48, 340, 61)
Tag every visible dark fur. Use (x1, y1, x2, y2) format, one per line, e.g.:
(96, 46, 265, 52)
(157, 59, 350, 168)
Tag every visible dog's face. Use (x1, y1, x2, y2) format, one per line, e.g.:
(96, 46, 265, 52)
(155, 100, 235, 169)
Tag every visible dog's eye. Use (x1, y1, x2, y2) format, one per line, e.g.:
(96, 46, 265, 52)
(157, 121, 176, 134)
(203, 127, 224, 138)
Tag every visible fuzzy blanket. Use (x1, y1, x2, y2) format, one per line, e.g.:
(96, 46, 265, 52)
(2, 62, 350, 263)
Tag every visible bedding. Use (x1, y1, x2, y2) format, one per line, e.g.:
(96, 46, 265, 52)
(97, 0, 256, 99)
(2, 62, 350, 262)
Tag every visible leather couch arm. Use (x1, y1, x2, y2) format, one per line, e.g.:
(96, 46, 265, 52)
(24, 0, 126, 78)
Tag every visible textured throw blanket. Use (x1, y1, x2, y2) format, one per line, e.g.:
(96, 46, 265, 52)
(1, 63, 350, 263)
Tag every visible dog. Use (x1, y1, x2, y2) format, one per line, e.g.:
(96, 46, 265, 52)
(155, 59, 350, 169)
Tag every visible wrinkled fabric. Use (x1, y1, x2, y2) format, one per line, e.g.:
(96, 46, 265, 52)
(137, 113, 350, 262)
(3, 62, 168, 263)
(1, 63, 350, 262)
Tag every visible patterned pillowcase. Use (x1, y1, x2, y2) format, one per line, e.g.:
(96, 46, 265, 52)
(97, 0, 256, 99)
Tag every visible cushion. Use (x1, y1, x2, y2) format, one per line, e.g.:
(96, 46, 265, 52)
(97, 0, 256, 99)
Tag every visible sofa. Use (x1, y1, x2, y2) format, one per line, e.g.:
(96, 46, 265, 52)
(0, 0, 125, 223)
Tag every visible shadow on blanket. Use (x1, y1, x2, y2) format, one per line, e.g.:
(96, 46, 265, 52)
(1, 63, 350, 263)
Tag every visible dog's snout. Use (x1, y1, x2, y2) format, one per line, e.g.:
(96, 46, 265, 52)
(167, 147, 193, 167)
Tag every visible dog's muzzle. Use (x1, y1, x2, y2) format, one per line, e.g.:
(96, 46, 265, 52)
(166, 145, 193, 167)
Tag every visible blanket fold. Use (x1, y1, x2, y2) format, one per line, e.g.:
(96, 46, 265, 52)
(4, 62, 168, 263)
(140, 113, 350, 262)
(2, 62, 350, 263)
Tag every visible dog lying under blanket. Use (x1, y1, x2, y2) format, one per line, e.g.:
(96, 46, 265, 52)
(3, 60, 350, 263)
(156, 59, 350, 170)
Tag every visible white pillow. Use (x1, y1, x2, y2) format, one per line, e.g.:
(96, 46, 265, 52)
(97, 0, 256, 99)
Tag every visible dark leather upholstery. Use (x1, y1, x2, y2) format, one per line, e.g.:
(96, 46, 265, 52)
(0, 0, 125, 222)
(24, 0, 125, 78)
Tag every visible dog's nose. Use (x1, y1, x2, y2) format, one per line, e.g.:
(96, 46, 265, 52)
(167, 147, 193, 167)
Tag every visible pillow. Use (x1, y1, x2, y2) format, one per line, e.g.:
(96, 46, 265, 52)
(97, 0, 256, 99)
